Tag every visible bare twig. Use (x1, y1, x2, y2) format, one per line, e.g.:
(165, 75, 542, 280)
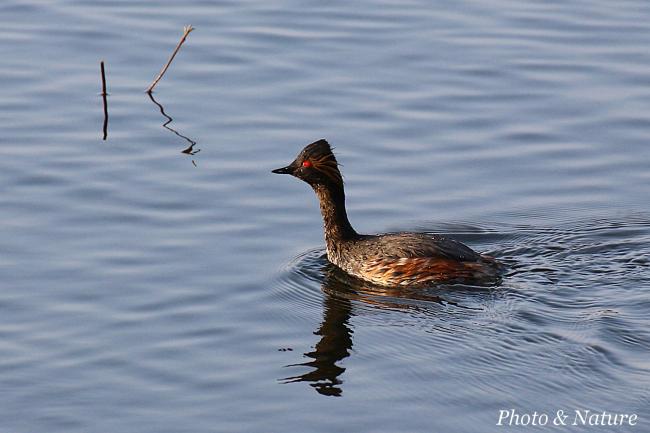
(146, 25, 194, 94)
(101, 60, 108, 140)
(100, 60, 108, 96)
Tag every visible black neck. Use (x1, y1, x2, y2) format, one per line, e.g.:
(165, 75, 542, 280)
(313, 184, 357, 244)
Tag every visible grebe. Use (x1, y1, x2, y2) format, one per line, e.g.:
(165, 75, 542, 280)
(272, 139, 502, 287)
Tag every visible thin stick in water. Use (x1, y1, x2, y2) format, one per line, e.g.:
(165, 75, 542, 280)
(100, 60, 107, 96)
(101, 60, 108, 140)
(146, 25, 194, 94)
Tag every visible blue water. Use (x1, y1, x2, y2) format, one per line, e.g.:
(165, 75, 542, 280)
(1, 1, 649, 432)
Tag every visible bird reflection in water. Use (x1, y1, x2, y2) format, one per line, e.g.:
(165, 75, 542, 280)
(147, 92, 200, 165)
(280, 262, 465, 397)
(280, 270, 353, 397)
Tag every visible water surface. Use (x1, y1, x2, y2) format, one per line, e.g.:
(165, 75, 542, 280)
(1, 1, 649, 432)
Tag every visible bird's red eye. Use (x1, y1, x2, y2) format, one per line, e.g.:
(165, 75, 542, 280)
(302, 160, 312, 168)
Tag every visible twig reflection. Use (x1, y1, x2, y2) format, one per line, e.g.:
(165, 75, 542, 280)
(147, 92, 200, 163)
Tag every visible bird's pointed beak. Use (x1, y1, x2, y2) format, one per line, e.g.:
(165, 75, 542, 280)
(272, 165, 293, 175)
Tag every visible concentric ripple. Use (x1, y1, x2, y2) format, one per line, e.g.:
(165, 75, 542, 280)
(274, 215, 650, 419)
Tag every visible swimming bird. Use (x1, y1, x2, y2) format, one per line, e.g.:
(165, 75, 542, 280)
(272, 139, 502, 287)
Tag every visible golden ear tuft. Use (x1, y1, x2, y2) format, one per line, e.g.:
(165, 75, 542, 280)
(311, 152, 343, 186)
(300, 139, 344, 186)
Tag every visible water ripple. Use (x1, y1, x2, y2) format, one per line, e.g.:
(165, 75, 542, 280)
(1, 0, 650, 431)
(274, 215, 650, 409)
